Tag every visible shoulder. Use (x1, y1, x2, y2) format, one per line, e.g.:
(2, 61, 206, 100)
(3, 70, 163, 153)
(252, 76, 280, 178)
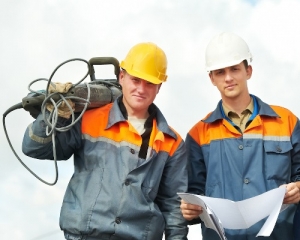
(255, 95, 298, 120)
(81, 103, 113, 130)
(260, 105, 300, 132)
(190, 111, 214, 130)
(270, 105, 296, 117)
(83, 103, 113, 119)
(271, 104, 298, 124)
(167, 125, 183, 142)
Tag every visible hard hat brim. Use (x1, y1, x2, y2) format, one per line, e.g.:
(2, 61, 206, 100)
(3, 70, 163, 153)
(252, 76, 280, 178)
(125, 68, 167, 84)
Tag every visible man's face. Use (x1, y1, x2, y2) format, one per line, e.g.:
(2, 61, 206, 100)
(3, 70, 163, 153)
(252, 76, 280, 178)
(119, 71, 161, 118)
(209, 62, 252, 100)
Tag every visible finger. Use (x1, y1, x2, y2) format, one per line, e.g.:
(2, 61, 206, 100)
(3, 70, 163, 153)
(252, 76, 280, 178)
(182, 209, 203, 221)
(285, 183, 295, 193)
(285, 184, 299, 196)
(182, 203, 202, 211)
(284, 189, 300, 204)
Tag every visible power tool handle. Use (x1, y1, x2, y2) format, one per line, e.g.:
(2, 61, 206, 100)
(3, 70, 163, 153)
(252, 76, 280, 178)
(89, 57, 120, 81)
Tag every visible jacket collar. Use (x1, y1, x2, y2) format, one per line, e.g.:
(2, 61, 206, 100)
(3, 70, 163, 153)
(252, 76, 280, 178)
(203, 95, 280, 123)
(106, 96, 177, 139)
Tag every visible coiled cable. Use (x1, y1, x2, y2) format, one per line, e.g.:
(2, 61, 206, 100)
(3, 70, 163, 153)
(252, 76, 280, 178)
(3, 58, 92, 185)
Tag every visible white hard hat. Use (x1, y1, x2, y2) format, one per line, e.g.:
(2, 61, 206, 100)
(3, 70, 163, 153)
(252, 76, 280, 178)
(205, 32, 253, 72)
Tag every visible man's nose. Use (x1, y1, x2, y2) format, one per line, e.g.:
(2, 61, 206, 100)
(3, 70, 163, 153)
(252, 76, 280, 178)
(224, 71, 233, 81)
(137, 80, 147, 91)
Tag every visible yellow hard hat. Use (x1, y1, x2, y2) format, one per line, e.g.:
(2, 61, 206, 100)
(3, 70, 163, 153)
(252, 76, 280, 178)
(120, 42, 168, 84)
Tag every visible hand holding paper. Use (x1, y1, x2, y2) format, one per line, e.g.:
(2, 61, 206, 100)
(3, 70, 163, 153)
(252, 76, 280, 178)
(178, 187, 289, 238)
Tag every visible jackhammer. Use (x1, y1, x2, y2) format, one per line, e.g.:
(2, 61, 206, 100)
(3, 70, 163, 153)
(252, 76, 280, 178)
(3, 57, 122, 185)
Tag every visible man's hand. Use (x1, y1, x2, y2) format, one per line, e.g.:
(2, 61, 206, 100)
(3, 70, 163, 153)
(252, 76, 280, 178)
(180, 199, 203, 221)
(48, 82, 73, 94)
(46, 82, 74, 119)
(281, 182, 300, 204)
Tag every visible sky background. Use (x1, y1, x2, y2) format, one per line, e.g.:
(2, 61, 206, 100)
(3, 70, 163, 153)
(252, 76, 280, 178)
(1, 0, 300, 239)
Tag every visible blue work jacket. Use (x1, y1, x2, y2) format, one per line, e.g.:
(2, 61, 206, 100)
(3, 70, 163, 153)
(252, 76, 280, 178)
(294, 203, 300, 239)
(22, 99, 188, 240)
(186, 95, 300, 240)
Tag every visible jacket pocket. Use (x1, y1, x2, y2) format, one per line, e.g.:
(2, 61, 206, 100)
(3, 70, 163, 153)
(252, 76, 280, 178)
(264, 141, 292, 182)
(60, 168, 104, 233)
(141, 184, 158, 202)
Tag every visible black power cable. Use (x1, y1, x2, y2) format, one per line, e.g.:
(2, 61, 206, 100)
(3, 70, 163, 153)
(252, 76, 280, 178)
(3, 58, 92, 185)
(3, 57, 121, 186)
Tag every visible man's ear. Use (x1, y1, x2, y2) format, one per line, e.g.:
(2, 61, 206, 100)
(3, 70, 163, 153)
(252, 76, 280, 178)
(119, 70, 125, 86)
(157, 84, 162, 94)
(246, 65, 253, 79)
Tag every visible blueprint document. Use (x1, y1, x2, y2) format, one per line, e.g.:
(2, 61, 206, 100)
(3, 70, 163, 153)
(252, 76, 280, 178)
(178, 187, 289, 239)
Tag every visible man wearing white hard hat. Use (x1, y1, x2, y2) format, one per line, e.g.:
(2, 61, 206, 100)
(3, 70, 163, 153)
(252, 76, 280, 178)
(180, 32, 300, 239)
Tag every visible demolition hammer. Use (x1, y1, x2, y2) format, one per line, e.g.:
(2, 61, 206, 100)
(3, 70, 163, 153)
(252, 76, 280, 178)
(3, 57, 123, 185)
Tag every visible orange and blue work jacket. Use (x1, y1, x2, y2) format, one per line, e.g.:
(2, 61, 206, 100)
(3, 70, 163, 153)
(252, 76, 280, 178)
(22, 98, 188, 240)
(186, 95, 300, 240)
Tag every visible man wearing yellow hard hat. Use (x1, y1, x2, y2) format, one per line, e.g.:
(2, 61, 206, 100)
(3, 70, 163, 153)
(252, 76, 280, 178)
(22, 42, 189, 239)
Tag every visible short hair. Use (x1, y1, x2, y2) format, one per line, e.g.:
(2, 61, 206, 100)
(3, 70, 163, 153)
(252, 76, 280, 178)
(243, 59, 249, 68)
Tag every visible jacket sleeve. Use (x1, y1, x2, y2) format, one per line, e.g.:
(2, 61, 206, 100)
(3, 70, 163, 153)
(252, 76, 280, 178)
(156, 139, 189, 240)
(22, 111, 82, 160)
(185, 133, 206, 196)
(291, 119, 300, 182)
(184, 132, 206, 226)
